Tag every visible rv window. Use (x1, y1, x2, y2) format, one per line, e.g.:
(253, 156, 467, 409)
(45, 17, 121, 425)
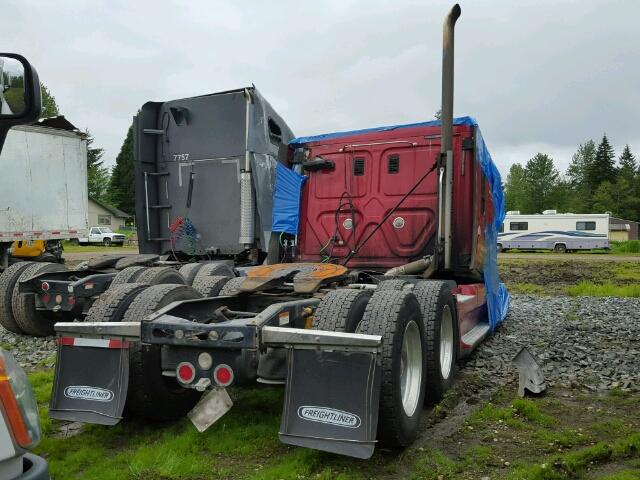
(268, 118, 282, 144)
(510, 222, 528, 231)
(499, 223, 504, 233)
(576, 221, 596, 231)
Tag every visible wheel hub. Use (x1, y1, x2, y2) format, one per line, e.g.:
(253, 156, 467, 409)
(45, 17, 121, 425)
(440, 305, 454, 379)
(400, 320, 422, 417)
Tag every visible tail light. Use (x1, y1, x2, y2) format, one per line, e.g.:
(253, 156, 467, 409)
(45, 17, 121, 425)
(176, 362, 196, 384)
(41, 282, 50, 292)
(214, 364, 234, 387)
(0, 350, 41, 449)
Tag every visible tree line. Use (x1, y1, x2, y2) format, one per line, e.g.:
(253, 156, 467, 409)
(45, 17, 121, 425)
(41, 84, 135, 216)
(504, 135, 639, 221)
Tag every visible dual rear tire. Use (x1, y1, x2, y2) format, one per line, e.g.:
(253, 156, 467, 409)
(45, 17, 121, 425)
(312, 281, 458, 447)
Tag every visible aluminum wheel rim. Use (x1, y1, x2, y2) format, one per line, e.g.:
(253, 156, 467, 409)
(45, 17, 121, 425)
(400, 320, 423, 417)
(440, 305, 454, 380)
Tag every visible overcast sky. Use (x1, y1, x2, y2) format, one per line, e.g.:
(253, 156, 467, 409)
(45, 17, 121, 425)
(5, 0, 639, 177)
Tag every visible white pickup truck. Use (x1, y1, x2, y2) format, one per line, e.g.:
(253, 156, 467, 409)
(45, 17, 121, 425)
(76, 227, 126, 247)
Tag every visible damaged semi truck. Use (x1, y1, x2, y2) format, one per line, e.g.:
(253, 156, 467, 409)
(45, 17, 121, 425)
(46, 4, 507, 459)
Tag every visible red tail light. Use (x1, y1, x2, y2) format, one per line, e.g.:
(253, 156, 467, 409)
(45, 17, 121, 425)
(176, 362, 196, 384)
(41, 282, 50, 291)
(214, 364, 234, 387)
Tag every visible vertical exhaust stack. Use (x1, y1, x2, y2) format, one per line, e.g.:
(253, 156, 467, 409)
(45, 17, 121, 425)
(438, 3, 461, 270)
(239, 88, 256, 249)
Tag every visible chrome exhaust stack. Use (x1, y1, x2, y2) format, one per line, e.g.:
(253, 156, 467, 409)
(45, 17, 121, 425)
(438, 4, 461, 271)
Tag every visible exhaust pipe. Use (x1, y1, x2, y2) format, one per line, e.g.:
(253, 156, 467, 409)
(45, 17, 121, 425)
(438, 4, 461, 270)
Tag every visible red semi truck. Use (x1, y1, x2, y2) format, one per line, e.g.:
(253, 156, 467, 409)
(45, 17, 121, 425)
(47, 4, 508, 459)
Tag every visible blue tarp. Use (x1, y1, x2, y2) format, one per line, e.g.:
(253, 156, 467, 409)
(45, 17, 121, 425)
(272, 162, 307, 235)
(285, 116, 509, 329)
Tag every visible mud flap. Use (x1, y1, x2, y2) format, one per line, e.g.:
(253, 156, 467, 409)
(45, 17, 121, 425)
(279, 348, 381, 459)
(49, 339, 130, 425)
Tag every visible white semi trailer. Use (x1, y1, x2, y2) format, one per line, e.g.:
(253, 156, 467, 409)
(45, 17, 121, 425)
(0, 120, 89, 268)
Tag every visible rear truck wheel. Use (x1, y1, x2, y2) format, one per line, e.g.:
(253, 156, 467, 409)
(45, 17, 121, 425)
(103, 238, 112, 247)
(192, 263, 235, 284)
(12, 262, 68, 336)
(313, 288, 372, 332)
(191, 275, 232, 297)
(357, 290, 427, 447)
(178, 263, 205, 286)
(554, 243, 567, 253)
(121, 284, 203, 420)
(0, 262, 35, 333)
(497, 243, 503, 253)
(218, 277, 246, 296)
(70, 238, 80, 246)
(412, 281, 458, 403)
(110, 266, 147, 287)
(85, 283, 150, 323)
(114, 254, 160, 270)
(134, 267, 186, 285)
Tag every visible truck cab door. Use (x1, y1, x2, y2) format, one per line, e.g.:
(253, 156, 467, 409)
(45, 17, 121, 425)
(89, 228, 101, 242)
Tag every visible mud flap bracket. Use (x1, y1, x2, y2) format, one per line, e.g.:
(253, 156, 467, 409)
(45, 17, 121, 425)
(262, 327, 382, 459)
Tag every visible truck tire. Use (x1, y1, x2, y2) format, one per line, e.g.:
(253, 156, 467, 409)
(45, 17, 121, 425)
(191, 275, 231, 297)
(313, 289, 372, 332)
(357, 290, 427, 447)
(0, 262, 35, 334)
(121, 284, 203, 420)
(85, 283, 150, 323)
(12, 262, 68, 336)
(178, 263, 204, 286)
(110, 266, 147, 287)
(218, 277, 246, 296)
(135, 267, 186, 286)
(193, 263, 235, 283)
(103, 238, 112, 247)
(114, 254, 160, 270)
(412, 281, 458, 403)
(88, 254, 127, 269)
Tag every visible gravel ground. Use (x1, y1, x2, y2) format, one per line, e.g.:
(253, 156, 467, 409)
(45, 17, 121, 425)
(1, 294, 639, 395)
(464, 294, 640, 393)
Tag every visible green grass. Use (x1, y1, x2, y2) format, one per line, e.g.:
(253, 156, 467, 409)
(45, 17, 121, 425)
(62, 242, 138, 253)
(507, 282, 548, 295)
(567, 281, 640, 297)
(610, 240, 640, 254)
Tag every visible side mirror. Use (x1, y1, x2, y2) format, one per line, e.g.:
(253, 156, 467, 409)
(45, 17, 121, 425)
(0, 53, 42, 152)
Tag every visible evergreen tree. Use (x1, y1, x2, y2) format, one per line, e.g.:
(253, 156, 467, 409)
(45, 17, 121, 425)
(40, 84, 59, 118)
(85, 130, 110, 201)
(618, 144, 637, 179)
(107, 126, 135, 214)
(522, 153, 560, 214)
(566, 140, 596, 211)
(504, 163, 527, 212)
(589, 134, 617, 187)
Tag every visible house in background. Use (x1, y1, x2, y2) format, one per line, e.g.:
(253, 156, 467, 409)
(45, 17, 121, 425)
(609, 216, 639, 241)
(88, 196, 132, 230)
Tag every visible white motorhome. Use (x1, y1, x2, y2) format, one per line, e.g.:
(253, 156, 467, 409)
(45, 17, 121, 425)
(498, 211, 609, 253)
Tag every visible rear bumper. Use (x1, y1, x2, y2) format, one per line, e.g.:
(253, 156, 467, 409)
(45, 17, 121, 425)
(19, 453, 50, 480)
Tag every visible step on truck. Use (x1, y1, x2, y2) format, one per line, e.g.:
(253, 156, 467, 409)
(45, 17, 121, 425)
(6, 84, 294, 336)
(48, 4, 509, 459)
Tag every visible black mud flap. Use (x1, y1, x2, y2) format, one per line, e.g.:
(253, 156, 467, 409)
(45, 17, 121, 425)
(279, 348, 381, 459)
(49, 338, 130, 425)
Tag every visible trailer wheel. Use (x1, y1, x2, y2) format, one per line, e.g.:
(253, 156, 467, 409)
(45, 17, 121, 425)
(110, 266, 147, 287)
(313, 289, 372, 332)
(12, 262, 68, 336)
(191, 275, 231, 297)
(85, 283, 150, 323)
(135, 267, 186, 285)
(178, 263, 204, 286)
(497, 243, 503, 253)
(193, 263, 235, 283)
(412, 281, 458, 403)
(357, 290, 426, 447)
(0, 262, 35, 334)
(121, 284, 203, 420)
(218, 277, 246, 296)
(554, 243, 567, 253)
